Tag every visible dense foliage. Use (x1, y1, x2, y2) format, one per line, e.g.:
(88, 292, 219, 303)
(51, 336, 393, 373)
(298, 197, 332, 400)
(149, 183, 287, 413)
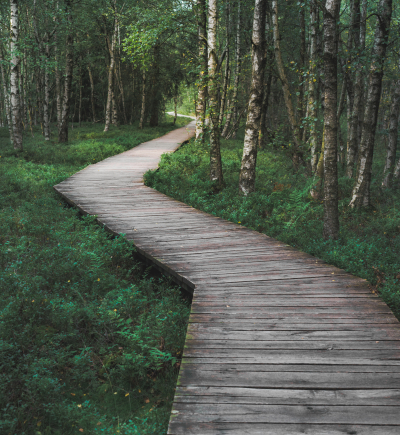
(0, 117, 190, 435)
(145, 129, 400, 318)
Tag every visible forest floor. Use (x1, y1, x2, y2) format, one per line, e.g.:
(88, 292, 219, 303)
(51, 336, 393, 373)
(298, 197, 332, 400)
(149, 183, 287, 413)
(0, 116, 191, 435)
(145, 126, 400, 320)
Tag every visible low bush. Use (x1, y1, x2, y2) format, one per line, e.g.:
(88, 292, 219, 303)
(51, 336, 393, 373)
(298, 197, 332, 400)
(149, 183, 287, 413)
(0, 117, 190, 435)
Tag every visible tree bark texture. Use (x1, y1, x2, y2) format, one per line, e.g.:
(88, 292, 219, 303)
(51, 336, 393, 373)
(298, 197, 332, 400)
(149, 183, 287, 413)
(349, 0, 393, 208)
(219, 1, 230, 126)
(104, 9, 117, 132)
(58, 0, 74, 143)
(323, 0, 341, 240)
(345, 0, 361, 177)
(10, 0, 22, 150)
(272, 0, 301, 165)
(149, 46, 160, 127)
(222, 1, 241, 138)
(43, 41, 51, 140)
(208, 0, 223, 188)
(308, 2, 318, 173)
(238, 0, 267, 195)
(139, 71, 146, 129)
(0, 49, 14, 144)
(382, 57, 400, 188)
(195, 0, 208, 140)
(87, 64, 96, 122)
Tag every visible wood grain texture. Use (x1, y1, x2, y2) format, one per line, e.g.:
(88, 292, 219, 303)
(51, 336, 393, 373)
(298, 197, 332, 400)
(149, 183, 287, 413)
(54, 121, 400, 434)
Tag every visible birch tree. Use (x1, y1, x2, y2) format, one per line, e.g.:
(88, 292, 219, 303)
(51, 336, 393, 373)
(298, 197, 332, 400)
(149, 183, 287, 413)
(10, 0, 22, 150)
(323, 0, 341, 239)
(58, 0, 74, 143)
(349, 0, 393, 208)
(195, 0, 207, 140)
(238, 0, 267, 195)
(208, 0, 223, 189)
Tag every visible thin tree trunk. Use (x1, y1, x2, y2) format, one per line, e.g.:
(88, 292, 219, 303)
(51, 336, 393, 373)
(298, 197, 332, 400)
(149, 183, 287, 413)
(104, 6, 117, 132)
(345, 0, 361, 177)
(258, 62, 273, 149)
(337, 75, 347, 164)
(308, 2, 318, 173)
(78, 64, 82, 127)
(219, 1, 230, 126)
(139, 71, 146, 129)
(0, 49, 14, 144)
(208, 0, 223, 188)
(54, 26, 62, 129)
(149, 46, 160, 127)
(349, 0, 393, 208)
(195, 0, 208, 140)
(173, 83, 178, 125)
(323, 0, 341, 240)
(87, 64, 96, 122)
(10, 0, 22, 150)
(43, 40, 51, 140)
(58, 0, 74, 143)
(222, 1, 241, 138)
(298, 4, 306, 121)
(382, 56, 400, 188)
(238, 0, 267, 195)
(272, 0, 302, 166)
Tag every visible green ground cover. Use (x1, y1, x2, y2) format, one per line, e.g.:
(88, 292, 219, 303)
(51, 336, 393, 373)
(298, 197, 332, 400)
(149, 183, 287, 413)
(0, 116, 190, 435)
(145, 129, 400, 319)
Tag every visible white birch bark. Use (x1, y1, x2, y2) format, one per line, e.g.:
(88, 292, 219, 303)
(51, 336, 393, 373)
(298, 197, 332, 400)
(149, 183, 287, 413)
(10, 0, 22, 150)
(238, 0, 267, 195)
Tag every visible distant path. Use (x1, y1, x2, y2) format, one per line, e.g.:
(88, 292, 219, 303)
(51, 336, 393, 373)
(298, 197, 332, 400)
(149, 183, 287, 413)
(54, 122, 400, 434)
(166, 112, 196, 120)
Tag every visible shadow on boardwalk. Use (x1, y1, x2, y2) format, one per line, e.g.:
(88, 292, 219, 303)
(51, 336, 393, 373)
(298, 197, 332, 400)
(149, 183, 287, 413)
(54, 121, 400, 435)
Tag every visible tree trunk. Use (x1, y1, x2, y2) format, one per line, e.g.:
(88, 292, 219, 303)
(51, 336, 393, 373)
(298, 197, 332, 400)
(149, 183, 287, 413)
(219, 1, 230, 126)
(43, 39, 51, 140)
(0, 49, 14, 144)
(222, 1, 241, 138)
(345, 0, 361, 177)
(208, 0, 223, 188)
(58, 0, 74, 143)
(54, 29, 62, 129)
(323, 0, 341, 240)
(272, 0, 301, 165)
(298, 4, 306, 121)
(382, 57, 400, 188)
(149, 46, 160, 127)
(195, 0, 208, 140)
(258, 62, 273, 149)
(10, 0, 22, 150)
(337, 75, 347, 164)
(349, 0, 393, 208)
(238, 0, 267, 195)
(308, 2, 318, 173)
(139, 71, 146, 129)
(78, 64, 82, 127)
(104, 8, 117, 132)
(87, 64, 96, 122)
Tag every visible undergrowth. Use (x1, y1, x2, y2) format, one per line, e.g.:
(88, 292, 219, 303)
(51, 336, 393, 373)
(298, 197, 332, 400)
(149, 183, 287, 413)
(145, 130, 400, 319)
(0, 116, 190, 435)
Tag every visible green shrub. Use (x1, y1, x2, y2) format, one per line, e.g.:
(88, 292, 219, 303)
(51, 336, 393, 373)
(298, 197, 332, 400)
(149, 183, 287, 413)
(0, 117, 191, 434)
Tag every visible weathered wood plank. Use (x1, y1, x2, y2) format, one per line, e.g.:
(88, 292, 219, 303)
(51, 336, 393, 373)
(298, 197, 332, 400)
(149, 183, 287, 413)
(54, 121, 400, 434)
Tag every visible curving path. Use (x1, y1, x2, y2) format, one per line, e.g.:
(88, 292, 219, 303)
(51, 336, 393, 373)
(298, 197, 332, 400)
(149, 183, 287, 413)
(54, 121, 400, 434)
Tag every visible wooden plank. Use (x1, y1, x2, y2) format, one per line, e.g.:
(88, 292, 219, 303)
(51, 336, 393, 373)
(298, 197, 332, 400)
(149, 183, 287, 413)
(168, 423, 400, 435)
(54, 121, 400, 435)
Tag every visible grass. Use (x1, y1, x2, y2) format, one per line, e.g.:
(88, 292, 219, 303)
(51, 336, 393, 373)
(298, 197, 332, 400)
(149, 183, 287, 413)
(0, 116, 191, 435)
(144, 127, 400, 319)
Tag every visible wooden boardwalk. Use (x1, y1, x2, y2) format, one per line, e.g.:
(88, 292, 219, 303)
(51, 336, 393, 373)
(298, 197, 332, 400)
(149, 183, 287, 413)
(54, 122, 400, 434)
